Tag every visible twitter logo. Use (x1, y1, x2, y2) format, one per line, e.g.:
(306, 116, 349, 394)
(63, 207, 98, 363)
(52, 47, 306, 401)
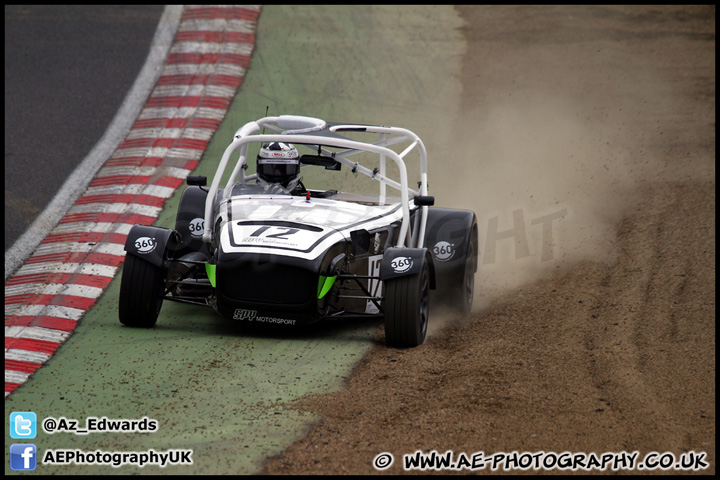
(10, 412, 37, 439)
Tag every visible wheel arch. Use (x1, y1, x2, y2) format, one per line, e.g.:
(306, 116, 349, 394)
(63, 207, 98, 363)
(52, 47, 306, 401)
(422, 207, 478, 282)
(174, 185, 213, 257)
(379, 247, 436, 290)
(124, 225, 181, 268)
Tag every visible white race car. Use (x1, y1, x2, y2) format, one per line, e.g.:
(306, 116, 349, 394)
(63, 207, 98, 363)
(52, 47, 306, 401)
(119, 115, 477, 347)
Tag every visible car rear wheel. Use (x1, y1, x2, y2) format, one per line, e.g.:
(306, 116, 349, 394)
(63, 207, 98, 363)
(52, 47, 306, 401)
(118, 254, 166, 328)
(384, 258, 430, 348)
(447, 224, 478, 315)
(455, 234, 477, 314)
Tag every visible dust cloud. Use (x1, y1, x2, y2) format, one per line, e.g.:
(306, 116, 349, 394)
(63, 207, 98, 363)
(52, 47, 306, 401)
(438, 95, 643, 311)
(427, 95, 643, 334)
(428, 5, 715, 313)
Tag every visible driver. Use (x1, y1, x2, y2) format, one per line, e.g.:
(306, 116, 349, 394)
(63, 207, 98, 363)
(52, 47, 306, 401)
(255, 142, 304, 194)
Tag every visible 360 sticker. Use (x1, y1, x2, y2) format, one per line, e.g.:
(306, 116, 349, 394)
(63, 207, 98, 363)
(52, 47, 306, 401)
(134, 237, 157, 254)
(433, 241, 455, 261)
(391, 256, 413, 273)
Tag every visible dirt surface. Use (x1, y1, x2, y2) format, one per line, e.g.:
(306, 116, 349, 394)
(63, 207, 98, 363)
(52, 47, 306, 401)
(263, 6, 714, 475)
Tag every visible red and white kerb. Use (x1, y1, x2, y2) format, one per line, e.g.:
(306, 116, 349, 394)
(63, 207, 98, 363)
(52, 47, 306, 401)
(5, 5, 261, 397)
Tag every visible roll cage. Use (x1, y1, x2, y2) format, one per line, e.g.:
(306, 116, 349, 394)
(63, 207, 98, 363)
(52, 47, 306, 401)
(202, 115, 431, 249)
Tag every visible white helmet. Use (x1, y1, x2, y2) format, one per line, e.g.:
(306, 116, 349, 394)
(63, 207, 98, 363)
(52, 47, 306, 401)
(256, 142, 301, 189)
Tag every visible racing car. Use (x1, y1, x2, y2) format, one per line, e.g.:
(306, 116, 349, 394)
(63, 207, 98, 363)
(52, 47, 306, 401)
(118, 115, 477, 347)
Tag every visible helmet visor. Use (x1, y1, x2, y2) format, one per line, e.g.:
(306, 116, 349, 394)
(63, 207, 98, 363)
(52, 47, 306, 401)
(257, 159, 300, 184)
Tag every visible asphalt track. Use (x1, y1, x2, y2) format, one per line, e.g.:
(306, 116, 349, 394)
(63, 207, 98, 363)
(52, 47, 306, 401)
(5, 5, 465, 474)
(4, 5, 165, 254)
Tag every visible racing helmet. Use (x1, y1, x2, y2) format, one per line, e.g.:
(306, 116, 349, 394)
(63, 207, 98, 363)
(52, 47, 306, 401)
(256, 142, 301, 188)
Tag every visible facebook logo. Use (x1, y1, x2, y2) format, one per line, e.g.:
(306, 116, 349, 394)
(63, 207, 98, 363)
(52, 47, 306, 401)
(10, 444, 37, 471)
(10, 411, 37, 439)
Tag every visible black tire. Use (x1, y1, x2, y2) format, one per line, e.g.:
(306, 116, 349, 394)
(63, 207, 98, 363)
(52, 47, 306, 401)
(384, 258, 430, 348)
(118, 254, 166, 328)
(449, 224, 478, 315)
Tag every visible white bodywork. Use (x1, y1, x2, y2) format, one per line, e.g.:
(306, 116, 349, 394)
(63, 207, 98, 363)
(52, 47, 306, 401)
(218, 195, 403, 260)
(203, 115, 430, 251)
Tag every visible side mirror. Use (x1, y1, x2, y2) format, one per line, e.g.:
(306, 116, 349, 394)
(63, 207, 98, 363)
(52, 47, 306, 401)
(300, 154, 341, 171)
(187, 175, 207, 186)
(414, 195, 435, 207)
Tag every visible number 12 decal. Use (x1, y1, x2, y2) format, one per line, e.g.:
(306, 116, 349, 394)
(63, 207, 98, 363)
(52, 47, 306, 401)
(250, 226, 300, 240)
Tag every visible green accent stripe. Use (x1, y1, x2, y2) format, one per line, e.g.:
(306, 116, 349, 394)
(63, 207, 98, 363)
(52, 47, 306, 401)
(205, 263, 217, 288)
(317, 275, 336, 299)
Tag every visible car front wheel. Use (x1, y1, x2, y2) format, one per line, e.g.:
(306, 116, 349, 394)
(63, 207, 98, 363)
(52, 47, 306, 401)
(383, 258, 430, 348)
(118, 254, 166, 328)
